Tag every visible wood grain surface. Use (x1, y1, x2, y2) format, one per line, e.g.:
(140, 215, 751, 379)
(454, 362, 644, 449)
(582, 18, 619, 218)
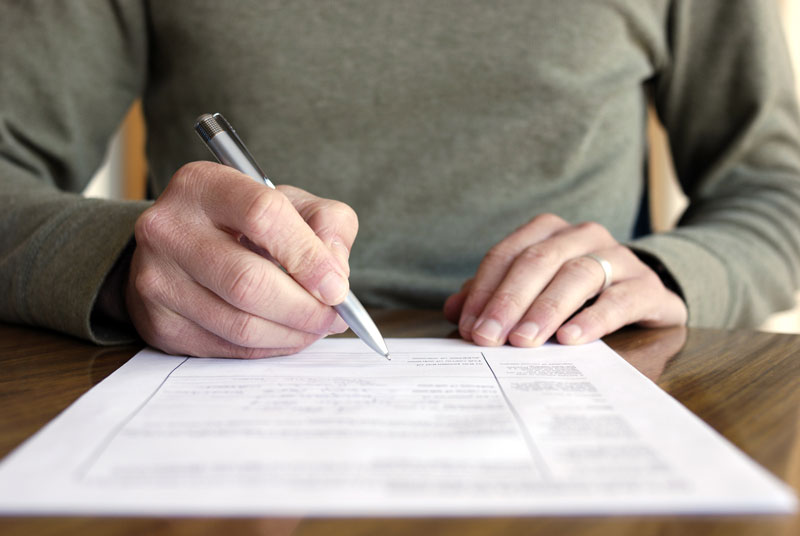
(0, 311, 797, 536)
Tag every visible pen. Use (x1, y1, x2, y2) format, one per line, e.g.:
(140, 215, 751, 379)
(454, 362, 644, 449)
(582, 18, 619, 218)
(194, 113, 390, 360)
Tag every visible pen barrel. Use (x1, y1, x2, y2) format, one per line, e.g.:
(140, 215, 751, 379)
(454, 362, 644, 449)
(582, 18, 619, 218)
(195, 114, 275, 188)
(334, 292, 390, 357)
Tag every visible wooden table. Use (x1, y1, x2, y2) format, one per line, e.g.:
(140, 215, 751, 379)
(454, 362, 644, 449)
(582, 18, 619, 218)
(1, 310, 798, 535)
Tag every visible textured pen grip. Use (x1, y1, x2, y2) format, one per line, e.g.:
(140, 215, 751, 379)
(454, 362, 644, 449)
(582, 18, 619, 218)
(195, 113, 223, 143)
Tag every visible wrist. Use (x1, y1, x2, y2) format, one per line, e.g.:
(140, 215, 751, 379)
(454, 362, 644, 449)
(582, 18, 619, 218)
(92, 239, 136, 327)
(629, 247, 685, 301)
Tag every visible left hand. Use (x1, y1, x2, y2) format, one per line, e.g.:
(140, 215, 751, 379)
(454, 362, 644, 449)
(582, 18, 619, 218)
(443, 213, 687, 347)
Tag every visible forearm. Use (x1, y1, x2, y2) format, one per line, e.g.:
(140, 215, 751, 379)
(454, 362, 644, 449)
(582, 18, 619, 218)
(0, 1, 150, 341)
(0, 172, 150, 342)
(643, 0, 800, 327)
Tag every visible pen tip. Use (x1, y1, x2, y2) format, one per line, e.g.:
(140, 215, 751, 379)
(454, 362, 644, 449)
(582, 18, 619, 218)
(385, 353, 391, 361)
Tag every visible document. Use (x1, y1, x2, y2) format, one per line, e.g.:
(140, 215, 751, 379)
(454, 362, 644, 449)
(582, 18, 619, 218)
(0, 338, 794, 516)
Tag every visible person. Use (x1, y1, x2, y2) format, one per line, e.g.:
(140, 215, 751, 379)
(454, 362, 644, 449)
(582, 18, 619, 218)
(1, 1, 799, 358)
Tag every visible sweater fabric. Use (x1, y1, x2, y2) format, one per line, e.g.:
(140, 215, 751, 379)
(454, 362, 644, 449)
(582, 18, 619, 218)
(1, 0, 800, 343)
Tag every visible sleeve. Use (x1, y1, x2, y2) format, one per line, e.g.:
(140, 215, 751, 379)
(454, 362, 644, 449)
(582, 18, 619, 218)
(629, 0, 800, 328)
(0, 1, 151, 343)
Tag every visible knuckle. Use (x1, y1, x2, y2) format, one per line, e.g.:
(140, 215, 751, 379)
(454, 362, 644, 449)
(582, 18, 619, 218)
(242, 189, 288, 241)
(302, 200, 359, 250)
(463, 285, 495, 314)
(134, 206, 169, 247)
(484, 244, 517, 267)
(577, 305, 607, 329)
(563, 256, 600, 280)
(224, 260, 271, 310)
(281, 241, 322, 277)
(533, 295, 561, 323)
(133, 265, 166, 302)
(598, 287, 632, 320)
(489, 290, 527, 314)
(576, 221, 612, 241)
(224, 313, 261, 347)
(173, 161, 205, 185)
(328, 201, 359, 232)
(290, 304, 338, 335)
(169, 161, 215, 197)
(532, 212, 566, 228)
(518, 244, 556, 268)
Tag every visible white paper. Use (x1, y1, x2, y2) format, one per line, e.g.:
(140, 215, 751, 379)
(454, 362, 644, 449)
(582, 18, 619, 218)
(0, 338, 794, 516)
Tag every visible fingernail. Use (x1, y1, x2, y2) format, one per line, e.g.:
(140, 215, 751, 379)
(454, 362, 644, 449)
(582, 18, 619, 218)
(474, 318, 503, 344)
(511, 321, 540, 343)
(318, 272, 349, 304)
(560, 324, 583, 343)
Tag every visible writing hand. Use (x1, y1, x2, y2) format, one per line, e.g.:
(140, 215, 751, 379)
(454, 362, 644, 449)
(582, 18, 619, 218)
(443, 214, 687, 347)
(125, 161, 358, 358)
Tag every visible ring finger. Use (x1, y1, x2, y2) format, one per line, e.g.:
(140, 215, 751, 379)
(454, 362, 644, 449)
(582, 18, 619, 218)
(505, 247, 639, 347)
(458, 214, 571, 338)
(468, 226, 617, 346)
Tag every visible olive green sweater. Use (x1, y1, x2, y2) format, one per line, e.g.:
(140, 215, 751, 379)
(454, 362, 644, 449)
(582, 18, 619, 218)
(2, 1, 800, 343)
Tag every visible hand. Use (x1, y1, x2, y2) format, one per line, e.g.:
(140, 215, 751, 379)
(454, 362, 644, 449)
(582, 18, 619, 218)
(443, 213, 687, 347)
(125, 161, 359, 358)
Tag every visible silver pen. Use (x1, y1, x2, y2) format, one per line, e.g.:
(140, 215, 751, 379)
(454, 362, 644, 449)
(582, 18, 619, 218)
(194, 113, 390, 359)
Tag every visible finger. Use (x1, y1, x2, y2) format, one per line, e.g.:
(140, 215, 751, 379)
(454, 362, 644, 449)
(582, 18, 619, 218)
(238, 234, 278, 264)
(171, 162, 350, 305)
(444, 293, 464, 324)
(136, 265, 347, 349)
(279, 185, 359, 275)
(137, 302, 312, 359)
(505, 246, 641, 347)
(556, 276, 688, 345)
(459, 214, 571, 339)
(126, 264, 306, 359)
(134, 219, 342, 336)
(443, 279, 473, 324)
(469, 222, 617, 346)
